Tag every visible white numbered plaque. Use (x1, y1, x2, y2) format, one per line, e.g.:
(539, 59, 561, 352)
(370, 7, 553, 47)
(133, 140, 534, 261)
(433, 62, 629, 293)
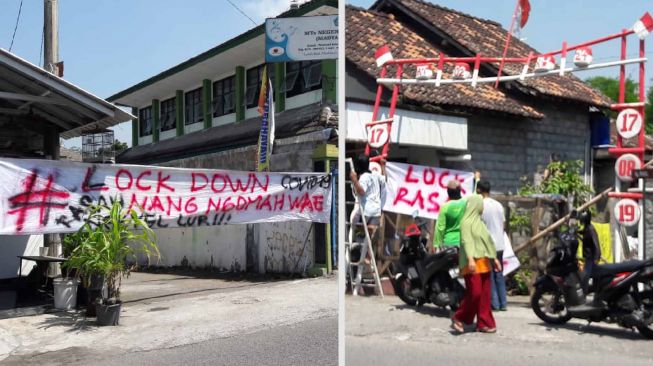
(616, 109, 643, 139)
(614, 153, 641, 182)
(368, 124, 389, 149)
(614, 198, 641, 227)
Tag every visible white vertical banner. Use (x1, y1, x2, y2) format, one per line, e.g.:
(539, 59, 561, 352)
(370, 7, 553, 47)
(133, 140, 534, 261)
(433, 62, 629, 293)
(502, 232, 520, 275)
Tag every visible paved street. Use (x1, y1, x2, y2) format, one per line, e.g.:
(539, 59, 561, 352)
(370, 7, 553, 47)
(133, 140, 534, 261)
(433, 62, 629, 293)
(346, 294, 653, 366)
(0, 272, 337, 366)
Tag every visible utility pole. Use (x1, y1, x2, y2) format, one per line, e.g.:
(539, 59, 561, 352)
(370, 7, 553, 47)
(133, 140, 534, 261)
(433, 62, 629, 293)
(43, 0, 62, 266)
(43, 0, 59, 76)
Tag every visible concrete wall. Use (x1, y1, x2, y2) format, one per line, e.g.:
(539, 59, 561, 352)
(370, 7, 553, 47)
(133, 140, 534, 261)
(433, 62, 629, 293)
(0, 235, 43, 280)
(149, 225, 247, 271)
(467, 102, 590, 194)
(259, 221, 314, 273)
(136, 136, 325, 274)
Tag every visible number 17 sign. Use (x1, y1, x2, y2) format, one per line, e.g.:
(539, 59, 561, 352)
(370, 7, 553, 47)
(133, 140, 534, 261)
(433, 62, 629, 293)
(616, 108, 643, 139)
(614, 198, 641, 227)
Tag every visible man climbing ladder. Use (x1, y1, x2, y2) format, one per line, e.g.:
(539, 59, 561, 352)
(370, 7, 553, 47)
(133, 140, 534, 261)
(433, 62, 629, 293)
(347, 154, 385, 296)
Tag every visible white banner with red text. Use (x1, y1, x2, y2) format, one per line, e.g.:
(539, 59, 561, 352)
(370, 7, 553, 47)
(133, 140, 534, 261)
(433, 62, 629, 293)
(383, 162, 474, 220)
(0, 158, 332, 235)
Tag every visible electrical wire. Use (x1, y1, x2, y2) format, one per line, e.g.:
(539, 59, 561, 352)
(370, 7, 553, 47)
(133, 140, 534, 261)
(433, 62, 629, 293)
(226, 0, 258, 26)
(8, 0, 24, 52)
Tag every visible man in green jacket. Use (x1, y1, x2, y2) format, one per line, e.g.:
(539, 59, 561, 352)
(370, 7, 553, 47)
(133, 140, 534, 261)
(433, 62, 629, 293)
(434, 180, 466, 249)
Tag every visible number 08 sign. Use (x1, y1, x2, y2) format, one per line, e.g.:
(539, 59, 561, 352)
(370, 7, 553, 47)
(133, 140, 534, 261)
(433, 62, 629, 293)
(615, 153, 641, 182)
(614, 198, 641, 227)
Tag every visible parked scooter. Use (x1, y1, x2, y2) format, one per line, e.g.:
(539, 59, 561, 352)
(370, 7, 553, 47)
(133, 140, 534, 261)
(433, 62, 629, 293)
(393, 215, 464, 310)
(531, 213, 653, 338)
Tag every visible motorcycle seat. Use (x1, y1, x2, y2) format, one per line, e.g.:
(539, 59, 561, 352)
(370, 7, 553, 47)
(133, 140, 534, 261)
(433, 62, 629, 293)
(592, 259, 650, 278)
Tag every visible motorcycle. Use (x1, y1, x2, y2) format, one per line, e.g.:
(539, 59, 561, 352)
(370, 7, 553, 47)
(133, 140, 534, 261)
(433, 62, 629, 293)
(531, 219, 653, 339)
(392, 216, 464, 310)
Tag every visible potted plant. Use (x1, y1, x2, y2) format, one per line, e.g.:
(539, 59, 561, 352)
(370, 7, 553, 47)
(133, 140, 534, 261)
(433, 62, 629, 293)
(53, 233, 80, 310)
(67, 200, 159, 325)
(64, 228, 105, 316)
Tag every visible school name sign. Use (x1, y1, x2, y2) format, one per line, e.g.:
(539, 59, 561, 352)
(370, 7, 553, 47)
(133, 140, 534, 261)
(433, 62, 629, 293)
(384, 162, 474, 220)
(265, 15, 338, 62)
(0, 159, 332, 235)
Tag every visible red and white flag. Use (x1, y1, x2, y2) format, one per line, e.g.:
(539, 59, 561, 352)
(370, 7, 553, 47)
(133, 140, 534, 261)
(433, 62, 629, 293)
(516, 0, 531, 30)
(633, 12, 653, 39)
(375, 45, 393, 67)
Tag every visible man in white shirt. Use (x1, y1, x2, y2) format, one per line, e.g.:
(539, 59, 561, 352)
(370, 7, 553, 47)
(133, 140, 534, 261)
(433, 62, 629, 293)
(477, 179, 507, 311)
(349, 153, 386, 296)
(350, 154, 385, 234)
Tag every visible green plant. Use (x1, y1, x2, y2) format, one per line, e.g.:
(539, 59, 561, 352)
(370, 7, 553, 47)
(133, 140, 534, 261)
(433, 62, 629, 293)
(508, 253, 533, 296)
(518, 160, 593, 206)
(65, 200, 159, 301)
(509, 211, 532, 237)
(61, 230, 88, 278)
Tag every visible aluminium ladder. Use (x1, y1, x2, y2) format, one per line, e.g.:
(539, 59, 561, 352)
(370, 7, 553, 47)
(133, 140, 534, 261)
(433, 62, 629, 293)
(345, 158, 383, 297)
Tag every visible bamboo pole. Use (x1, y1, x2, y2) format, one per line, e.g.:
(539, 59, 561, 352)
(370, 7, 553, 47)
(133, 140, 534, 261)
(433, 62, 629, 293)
(514, 186, 613, 253)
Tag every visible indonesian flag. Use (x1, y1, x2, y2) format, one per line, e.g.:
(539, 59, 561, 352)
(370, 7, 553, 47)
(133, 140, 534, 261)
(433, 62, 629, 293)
(517, 0, 531, 28)
(633, 12, 653, 39)
(375, 45, 393, 67)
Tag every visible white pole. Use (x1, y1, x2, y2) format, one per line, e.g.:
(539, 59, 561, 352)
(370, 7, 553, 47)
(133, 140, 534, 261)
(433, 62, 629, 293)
(638, 177, 644, 260)
(378, 58, 647, 86)
(614, 175, 622, 263)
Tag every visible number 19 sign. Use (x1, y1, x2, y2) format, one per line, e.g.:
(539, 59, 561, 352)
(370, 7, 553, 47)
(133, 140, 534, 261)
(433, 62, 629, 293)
(614, 198, 641, 227)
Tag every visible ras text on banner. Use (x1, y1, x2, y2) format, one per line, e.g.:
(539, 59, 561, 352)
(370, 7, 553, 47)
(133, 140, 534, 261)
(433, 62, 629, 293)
(384, 162, 474, 220)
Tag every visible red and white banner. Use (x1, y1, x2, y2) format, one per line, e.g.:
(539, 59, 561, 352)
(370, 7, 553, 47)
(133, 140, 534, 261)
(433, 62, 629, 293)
(383, 162, 474, 219)
(502, 232, 520, 276)
(0, 158, 332, 235)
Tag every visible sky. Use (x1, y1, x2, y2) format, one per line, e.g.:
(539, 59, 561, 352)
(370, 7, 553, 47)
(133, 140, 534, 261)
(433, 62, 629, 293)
(0, 0, 291, 148)
(1, 0, 652, 148)
(348, 0, 653, 78)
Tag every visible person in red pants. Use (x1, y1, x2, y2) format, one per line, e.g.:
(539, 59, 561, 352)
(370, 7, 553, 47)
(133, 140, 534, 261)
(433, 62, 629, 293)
(451, 194, 502, 333)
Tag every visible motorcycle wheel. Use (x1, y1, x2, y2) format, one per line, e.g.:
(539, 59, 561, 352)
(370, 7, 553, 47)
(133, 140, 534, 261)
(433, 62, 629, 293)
(394, 274, 418, 306)
(636, 324, 653, 339)
(531, 285, 571, 324)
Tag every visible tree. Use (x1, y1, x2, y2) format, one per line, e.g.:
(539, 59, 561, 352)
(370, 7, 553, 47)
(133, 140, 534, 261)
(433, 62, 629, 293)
(94, 139, 128, 158)
(586, 76, 653, 133)
(113, 140, 128, 154)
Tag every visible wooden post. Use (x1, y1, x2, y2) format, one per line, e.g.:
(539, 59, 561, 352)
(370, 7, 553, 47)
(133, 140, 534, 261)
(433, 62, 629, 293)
(514, 186, 614, 253)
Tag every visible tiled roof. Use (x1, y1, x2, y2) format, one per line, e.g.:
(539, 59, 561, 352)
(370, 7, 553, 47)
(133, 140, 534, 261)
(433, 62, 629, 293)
(393, 0, 611, 107)
(346, 6, 544, 118)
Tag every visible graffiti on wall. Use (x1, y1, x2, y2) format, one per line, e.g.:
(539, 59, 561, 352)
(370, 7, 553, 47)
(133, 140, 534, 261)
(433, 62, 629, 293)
(262, 221, 313, 273)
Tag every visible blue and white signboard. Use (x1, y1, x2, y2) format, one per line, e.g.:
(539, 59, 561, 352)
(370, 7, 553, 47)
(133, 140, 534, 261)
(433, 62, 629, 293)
(265, 15, 338, 62)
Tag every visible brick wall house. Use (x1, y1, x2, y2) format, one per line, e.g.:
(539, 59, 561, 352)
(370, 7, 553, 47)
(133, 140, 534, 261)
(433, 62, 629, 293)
(346, 0, 611, 194)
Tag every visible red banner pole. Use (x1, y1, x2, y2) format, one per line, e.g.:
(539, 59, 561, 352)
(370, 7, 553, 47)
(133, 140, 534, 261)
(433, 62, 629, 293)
(495, 0, 521, 88)
(617, 29, 628, 150)
(639, 39, 646, 163)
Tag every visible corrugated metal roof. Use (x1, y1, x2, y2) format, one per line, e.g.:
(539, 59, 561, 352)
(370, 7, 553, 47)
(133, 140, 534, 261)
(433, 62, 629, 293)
(0, 48, 133, 139)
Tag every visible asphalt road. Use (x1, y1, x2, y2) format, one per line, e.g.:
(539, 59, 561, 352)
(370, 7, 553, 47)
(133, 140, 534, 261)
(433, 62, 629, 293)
(1, 274, 337, 366)
(346, 295, 653, 366)
(2, 316, 337, 366)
